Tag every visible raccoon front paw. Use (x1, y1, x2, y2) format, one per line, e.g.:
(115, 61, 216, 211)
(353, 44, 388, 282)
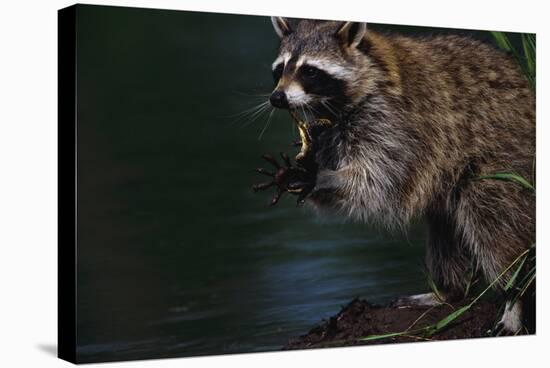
(389, 292, 444, 308)
(253, 152, 316, 206)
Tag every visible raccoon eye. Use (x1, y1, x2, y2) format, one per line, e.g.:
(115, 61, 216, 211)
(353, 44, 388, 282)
(301, 66, 320, 79)
(272, 64, 284, 82)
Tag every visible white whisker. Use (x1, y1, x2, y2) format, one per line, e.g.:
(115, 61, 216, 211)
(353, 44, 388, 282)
(242, 103, 271, 127)
(320, 99, 340, 119)
(228, 99, 272, 127)
(258, 108, 276, 140)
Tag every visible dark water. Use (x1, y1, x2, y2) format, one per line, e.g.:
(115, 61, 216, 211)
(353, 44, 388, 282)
(71, 5, 510, 363)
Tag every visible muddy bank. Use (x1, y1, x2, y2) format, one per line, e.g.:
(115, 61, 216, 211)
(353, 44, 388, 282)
(284, 298, 523, 350)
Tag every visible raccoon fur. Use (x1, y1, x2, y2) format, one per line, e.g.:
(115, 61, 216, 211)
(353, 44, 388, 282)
(267, 17, 535, 333)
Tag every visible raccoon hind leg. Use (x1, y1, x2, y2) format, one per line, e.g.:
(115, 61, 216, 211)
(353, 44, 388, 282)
(423, 212, 473, 302)
(455, 178, 535, 334)
(391, 213, 472, 308)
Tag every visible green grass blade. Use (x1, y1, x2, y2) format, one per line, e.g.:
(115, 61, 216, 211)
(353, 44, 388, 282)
(509, 267, 536, 306)
(476, 173, 535, 192)
(491, 31, 536, 90)
(470, 248, 530, 305)
(504, 254, 527, 291)
(514, 264, 536, 291)
(491, 31, 513, 52)
(526, 35, 536, 60)
(427, 276, 444, 302)
(357, 331, 408, 342)
(427, 305, 470, 336)
(518, 271, 536, 298)
(522, 34, 536, 78)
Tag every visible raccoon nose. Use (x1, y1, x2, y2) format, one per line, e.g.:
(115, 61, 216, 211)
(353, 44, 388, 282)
(270, 90, 289, 109)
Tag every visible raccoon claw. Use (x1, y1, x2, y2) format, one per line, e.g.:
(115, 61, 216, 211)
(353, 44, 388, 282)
(261, 154, 281, 169)
(252, 181, 274, 191)
(253, 152, 315, 206)
(255, 168, 274, 177)
(287, 181, 309, 191)
(280, 152, 292, 167)
(270, 189, 283, 207)
(296, 190, 310, 207)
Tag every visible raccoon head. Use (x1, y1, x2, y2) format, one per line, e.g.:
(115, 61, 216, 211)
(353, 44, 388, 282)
(269, 17, 373, 123)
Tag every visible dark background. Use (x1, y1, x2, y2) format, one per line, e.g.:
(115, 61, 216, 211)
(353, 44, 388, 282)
(74, 4, 512, 363)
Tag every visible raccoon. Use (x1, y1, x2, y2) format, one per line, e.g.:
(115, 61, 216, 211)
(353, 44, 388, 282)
(267, 17, 535, 333)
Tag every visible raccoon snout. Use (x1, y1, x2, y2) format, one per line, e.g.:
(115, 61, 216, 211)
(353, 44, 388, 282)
(270, 90, 289, 109)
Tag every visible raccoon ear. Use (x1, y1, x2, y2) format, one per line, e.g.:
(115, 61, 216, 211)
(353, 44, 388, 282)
(271, 16, 292, 38)
(336, 22, 367, 48)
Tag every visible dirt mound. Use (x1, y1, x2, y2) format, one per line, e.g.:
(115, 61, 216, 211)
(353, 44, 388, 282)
(284, 298, 515, 350)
